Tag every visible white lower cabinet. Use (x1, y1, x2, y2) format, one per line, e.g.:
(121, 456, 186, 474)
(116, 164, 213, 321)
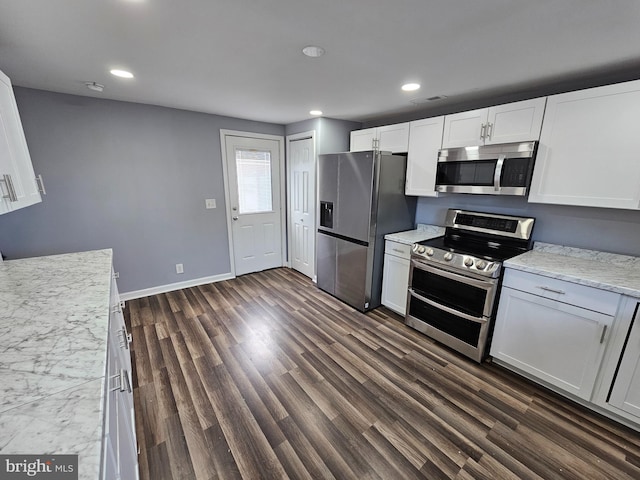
(491, 269, 619, 402)
(381, 240, 411, 316)
(594, 297, 640, 422)
(102, 272, 138, 480)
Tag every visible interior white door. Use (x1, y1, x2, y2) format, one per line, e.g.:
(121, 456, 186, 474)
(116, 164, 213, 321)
(225, 136, 283, 276)
(288, 136, 315, 279)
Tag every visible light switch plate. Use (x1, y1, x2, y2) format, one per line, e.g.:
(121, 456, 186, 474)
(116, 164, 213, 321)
(205, 199, 216, 209)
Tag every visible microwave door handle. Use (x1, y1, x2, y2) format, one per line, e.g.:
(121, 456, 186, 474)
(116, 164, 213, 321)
(494, 154, 505, 191)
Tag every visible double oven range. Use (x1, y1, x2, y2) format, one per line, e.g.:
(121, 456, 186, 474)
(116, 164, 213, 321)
(405, 209, 535, 362)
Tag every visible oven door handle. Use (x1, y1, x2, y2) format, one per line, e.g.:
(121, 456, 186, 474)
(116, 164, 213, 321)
(411, 259, 497, 291)
(409, 288, 488, 325)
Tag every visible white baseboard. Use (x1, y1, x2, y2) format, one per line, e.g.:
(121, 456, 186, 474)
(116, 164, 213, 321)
(120, 271, 235, 301)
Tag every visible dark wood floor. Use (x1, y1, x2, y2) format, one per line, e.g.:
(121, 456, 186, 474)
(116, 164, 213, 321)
(125, 267, 640, 480)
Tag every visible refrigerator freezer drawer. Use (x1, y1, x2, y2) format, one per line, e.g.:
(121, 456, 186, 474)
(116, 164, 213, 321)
(316, 231, 336, 296)
(335, 238, 369, 310)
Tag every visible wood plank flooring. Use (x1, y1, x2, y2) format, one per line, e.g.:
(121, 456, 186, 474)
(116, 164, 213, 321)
(125, 267, 640, 480)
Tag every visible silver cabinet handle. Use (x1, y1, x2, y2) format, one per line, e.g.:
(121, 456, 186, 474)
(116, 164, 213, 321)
(537, 285, 566, 295)
(117, 326, 130, 349)
(35, 174, 46, 195)
(486, 122, 493, 140)
(1, 174, 18, 202)
(599, 324, 608, 344)
(480, 123, 487, 140)
(111, 369, 131, 393)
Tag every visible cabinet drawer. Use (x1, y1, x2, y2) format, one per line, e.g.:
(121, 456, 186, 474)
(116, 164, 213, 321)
(384, 241, 411, 259)
(503, 268, 620, 315)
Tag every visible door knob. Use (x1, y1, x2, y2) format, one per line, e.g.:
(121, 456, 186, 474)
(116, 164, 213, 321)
(233, 216, 239, 221)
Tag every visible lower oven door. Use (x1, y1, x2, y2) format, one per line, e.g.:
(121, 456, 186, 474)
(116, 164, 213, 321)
(405, 259, 499, 362)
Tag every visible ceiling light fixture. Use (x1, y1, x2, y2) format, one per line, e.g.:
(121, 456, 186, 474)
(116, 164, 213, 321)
(401, 83, 421, 92)
(309, 110, 323, 116)
(110, 69, 134, 79)
(85, 82, 104, 92)
(302, 45, 325, 58)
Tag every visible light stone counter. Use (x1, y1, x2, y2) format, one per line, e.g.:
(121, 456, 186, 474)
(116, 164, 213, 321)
(505, 242, 640, 299)
(0, 249, 114, 480)
(384, 223, 444, 245)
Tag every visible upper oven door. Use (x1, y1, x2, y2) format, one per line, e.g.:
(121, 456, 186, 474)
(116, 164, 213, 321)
(409, 259, 498, 319)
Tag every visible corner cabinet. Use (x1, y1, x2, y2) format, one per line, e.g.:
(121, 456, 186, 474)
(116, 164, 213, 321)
(103, 272, 139, 480)
(0, 69, 42, 214)
(441, 98, 546, 148)
(350, 123, 410, 153)
(490, 269, 619, 401)
(405, 116, 444, 197)
(381, 240, 412, 315)
(529, 80, 640, 209)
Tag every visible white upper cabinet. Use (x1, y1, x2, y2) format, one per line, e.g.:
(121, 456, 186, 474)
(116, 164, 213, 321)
(0, 69, 41, 214)
(350, 122, 410, 153)
(442, 98, 546, 148)
(529, 80, 640, 210)
(405, 116, 444, 196)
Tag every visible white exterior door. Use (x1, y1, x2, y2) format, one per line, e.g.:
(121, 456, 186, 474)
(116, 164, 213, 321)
(288, 134, 315, 279)
(224, 135, 284, 276)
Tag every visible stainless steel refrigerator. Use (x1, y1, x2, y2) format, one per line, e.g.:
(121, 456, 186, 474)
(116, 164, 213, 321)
(316, 150, 416, 312)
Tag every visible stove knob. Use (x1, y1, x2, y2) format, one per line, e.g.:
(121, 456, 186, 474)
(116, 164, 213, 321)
(417, 246, 426, 254)
(476, 260, 488, 270)
(464, 257, 474, 267)
(412, 244, 419, 252)
(443, 252, 453, 261)
(426, 248, 434, 257)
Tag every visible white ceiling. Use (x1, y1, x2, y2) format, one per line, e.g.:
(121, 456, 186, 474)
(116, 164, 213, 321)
(1, 0, 640, 125)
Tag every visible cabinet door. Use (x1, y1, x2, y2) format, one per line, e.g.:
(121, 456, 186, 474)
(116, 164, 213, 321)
(529, 80, 640, 209)
(350, 128, 377, 152)
(381, 251, 410, 316)
(0, 70, 41, 214)
(485, 98, 546, 145)
(405, 117, 444, 196)
(442, 108, 488, 148)
(491, 286, 613, 400)
(608, 303, 640, 418)
(377, 123, 410, 153)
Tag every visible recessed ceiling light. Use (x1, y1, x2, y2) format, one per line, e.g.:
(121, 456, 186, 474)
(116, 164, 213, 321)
(85, 82, 105, 92)
(110, 69, 134, 79)
(402, 83, 421, 92)
(302, 45, 325, 58)
(309, 110, 323, 116)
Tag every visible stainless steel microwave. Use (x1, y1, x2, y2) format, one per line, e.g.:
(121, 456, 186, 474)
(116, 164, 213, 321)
(435, 141, 538, 196)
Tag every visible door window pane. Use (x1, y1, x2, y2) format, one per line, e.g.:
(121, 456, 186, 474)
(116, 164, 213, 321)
(236, 149, 273, 214)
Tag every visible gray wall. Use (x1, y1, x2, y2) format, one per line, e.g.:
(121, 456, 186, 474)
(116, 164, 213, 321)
(285, 117, 360, 154)
(0, 88, 284, 293)
(415, 195, 640, 257)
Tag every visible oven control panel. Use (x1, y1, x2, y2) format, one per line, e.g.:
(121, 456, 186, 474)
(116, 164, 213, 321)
(411, 243, 501, 278)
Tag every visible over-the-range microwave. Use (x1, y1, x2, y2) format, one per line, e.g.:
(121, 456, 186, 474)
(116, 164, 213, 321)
(435, 141, 538, 196)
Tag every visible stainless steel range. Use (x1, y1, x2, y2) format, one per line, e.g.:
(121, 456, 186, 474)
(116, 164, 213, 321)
(405, 209, 535, 362)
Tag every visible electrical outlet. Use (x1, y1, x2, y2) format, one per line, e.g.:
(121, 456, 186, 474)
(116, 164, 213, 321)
(205, 198, 216, 209)
(175, 263, 184, 274)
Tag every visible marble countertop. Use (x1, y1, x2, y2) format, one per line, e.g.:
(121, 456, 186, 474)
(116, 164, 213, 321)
(0, 249, 113, 480)
(384, 224, 445, 245)
(505, 242, 640, 299)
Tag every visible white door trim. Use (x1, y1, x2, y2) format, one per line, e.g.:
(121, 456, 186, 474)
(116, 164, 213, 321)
(286, 130, 316, 278)
(220, 129, 286, 277)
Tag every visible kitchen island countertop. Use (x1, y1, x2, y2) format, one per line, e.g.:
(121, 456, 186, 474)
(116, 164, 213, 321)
(0, 249, 114, 480)
(384, 224, 444, 245)
(505, 242, 640, 299)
